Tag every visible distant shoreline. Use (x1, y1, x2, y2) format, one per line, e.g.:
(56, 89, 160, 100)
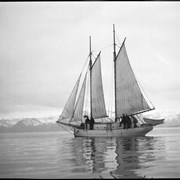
(1, 125, 180, 133)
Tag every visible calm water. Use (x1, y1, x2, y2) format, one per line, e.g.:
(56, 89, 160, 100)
(0, 127, 180, 179)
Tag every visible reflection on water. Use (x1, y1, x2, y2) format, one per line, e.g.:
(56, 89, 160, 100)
(1, 128, 180, 178)
(69, 135, 167, 178)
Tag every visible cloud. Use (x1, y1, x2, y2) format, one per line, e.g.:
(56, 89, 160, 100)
(0, 2, 180, 115)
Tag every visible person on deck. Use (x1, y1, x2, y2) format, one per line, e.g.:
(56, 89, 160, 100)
(90, 118, 95, 130)
(84, 115, 90, 130)
(126, 114, 132, 128)
(120, 114, 126, 129)
(131, 115, 138, 128)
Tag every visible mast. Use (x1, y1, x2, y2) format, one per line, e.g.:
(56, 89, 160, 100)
(113, 24, 117, 121)
(89, 36, 93, 120)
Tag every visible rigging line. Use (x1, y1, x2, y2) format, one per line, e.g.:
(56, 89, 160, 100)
(84, 69, 90, 117)
(92, 53, 97, 60)
(93, 31, 112, 52)
(107, 60, 114, 117)
(79, 66, 89, 119)
(93, 43, 113, 53)
(57, 123, 74, 135)
(115, 32, 122, 46)
(132, 66, 155, 109)
(116, 44, 121, 49)
(70, 71, 88, 124)
(136, 114, 145, 124)
(80, 54, 90, 75)
(111, 61, 114, 118)
(137, 80, 155, 109)
(107, 117, 114, 122)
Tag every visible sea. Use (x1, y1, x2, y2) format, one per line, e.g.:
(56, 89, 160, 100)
(0, 127, 180, 179)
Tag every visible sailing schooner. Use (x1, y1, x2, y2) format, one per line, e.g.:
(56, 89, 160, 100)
(56, 24, 156, 137)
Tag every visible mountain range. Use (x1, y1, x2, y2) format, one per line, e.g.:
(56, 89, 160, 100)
(0, 111, 180, 133)
(0, 116, 64, 133)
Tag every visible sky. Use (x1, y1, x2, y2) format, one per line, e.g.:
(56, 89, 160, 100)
(0, 1, 180, 118)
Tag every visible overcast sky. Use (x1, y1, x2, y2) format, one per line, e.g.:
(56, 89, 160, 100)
(0, 1, 180, 118)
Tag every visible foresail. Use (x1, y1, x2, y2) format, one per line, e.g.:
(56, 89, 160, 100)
(91, 53, 108, 119)
(59, 74, 81, 120)
(71, 73, 87, 122)
(115, 41, 151, 118)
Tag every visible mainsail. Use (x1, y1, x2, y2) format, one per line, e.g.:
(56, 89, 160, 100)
(115, 40, 151, 118)
(91, 52, 108, 119)
(59, 74, 81, 120)
(71, 73, 87, 121)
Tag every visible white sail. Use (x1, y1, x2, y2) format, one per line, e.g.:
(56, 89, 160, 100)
(59, 74, 81, 120)
(115, 41, 151, 118)
(72, 73, 87, 121)
(91, 53, 108, 119)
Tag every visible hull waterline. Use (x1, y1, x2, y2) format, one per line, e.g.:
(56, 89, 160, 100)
(73, 125, 153, 137)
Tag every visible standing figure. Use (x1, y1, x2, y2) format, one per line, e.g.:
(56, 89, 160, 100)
(126, 115, 132, 128)
(90, 118, 95, 130)
(84, 115, 90, 130)
(120, 114, 126, 129)
(131, 115, 138, 128)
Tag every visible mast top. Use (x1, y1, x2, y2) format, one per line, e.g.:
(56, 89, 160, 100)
(113, 24, 116, 61)
(89, 36, 92, 67)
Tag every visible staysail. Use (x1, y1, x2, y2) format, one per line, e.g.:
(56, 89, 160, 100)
(115, 40, 151, 118)
(71, 73, 87, 121)
(59, 74, 81, 120)
(91, 52, 108, 119)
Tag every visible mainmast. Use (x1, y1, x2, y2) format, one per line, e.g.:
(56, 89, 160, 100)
(89, 36, 93, 120)
(113, 24, 117, 121)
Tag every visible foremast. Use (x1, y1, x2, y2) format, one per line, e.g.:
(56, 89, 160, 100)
(89, 36, 93, 120)
(89, 36, 108, 120)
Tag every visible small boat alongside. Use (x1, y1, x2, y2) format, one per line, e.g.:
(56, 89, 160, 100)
(143, 117, 165, 126)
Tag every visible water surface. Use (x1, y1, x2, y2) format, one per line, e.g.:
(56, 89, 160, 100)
(0, 127, 180, 178)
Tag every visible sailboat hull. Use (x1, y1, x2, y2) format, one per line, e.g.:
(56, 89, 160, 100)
(73, 125, 153, 137)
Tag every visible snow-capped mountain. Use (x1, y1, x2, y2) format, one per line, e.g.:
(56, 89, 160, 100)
(0, 116, 64, 133)
(14, 118, 46, 127)
(0, 119, 20, 128)
(0, 110, 180, 133)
